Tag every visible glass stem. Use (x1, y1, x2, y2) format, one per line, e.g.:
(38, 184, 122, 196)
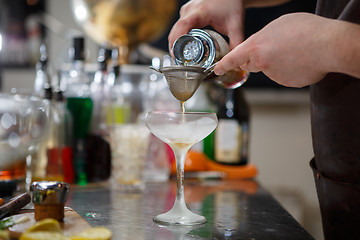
(174, 148, 189, 208)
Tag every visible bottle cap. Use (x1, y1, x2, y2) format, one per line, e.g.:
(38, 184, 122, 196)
(54, 90, 64, 102)
(39, 43, 48, 65)
(30, 181, 69, 205)
(43, 87, 53, 100)
(72, 37, 85, 61)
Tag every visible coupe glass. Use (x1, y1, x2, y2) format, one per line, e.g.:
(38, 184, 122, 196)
(145, 111, 218, 225)
(0, 93, 50, 181)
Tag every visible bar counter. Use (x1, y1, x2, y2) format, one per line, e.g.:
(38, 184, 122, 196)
(68, 179, 314, 240)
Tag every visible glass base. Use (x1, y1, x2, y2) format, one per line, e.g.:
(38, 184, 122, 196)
(153, 203, 206, 225)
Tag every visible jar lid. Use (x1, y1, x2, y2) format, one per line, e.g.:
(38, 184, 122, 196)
(30, 181, 69, 205)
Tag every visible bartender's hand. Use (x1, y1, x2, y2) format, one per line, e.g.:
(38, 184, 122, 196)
(168, 0, 246, 51)
(168, 0, 290, 53)
(214, 13, 360, 88)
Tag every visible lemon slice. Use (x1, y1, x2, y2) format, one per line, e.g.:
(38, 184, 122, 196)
(24, 218, 62, 233)
(70, 227, 112, 240)
(19, 231, 69, 240)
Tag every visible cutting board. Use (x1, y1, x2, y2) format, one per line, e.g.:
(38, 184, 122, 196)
(7, 207, 91, 239)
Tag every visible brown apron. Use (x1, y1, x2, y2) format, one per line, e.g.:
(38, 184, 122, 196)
(311, 0, 360, 239)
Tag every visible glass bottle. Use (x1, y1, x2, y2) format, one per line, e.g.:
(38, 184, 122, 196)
(90, 45, 111, 133)
(105, 48, 131, 125)
(186, 84, 216, 154)
(64, 37, 93, 185)
(33, 43, 51, 98)
(31, 87, 66, 182)
(31, 44, 66, 182)
(52, 89, 74, 183)
(213, 87, 250, 165)
(87, 45, 112, 182)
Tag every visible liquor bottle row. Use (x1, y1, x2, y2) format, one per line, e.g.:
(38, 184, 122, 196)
(31, 37, 130, 185)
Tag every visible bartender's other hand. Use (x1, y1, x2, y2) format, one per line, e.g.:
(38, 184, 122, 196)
(214, 13, 332, 88)
(168, 0, 245, 53)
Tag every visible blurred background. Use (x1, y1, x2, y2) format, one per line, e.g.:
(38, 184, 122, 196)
(0, 0, 322, 238)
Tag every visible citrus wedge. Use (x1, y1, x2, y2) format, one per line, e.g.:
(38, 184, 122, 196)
(70, 227, 112, 240)
(19, 231, 69, 240)
(23, 218, 61, 233)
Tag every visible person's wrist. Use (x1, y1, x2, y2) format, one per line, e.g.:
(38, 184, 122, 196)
(310, 17, 339, 77)
(319, 19, 351, 76)
(329, 20, 360, 78)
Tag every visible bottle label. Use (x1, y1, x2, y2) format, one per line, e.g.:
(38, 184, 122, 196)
(215, 119, 242, 163)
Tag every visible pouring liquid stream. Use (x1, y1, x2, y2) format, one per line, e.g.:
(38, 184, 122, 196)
(180, 101, 185, 114)
(179, 62, 189, 114)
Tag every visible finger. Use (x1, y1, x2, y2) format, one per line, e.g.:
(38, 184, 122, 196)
(168, 21, 191, 56)
(226, 13, 245, 49)
(211, 23, 244, 50)
(168, 14, 208, 55)
(228, 29, 244, 50)
(214, 44, 250, 75)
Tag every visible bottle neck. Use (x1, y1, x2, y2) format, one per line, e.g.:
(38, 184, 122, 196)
(217, 87, 249, 121)
(68, 59, 90, 84)
(234, 88, 249, 122)
(99, 61, 107, 71)
(36, 60, 47, 71)
(93, 61, 108, 84)
(106, 65, 120, 86)
(71, 60, 85, 73)
(44, 87, 53, 100)
(224, 89, 235, 118)
(93, 69, 107, 84)
(65, 59, 91, 97)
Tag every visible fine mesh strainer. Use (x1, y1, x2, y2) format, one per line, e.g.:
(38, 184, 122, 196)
(150, 65, 214, 102)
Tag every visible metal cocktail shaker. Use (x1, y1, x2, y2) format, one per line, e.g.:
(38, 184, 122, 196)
(172, 29, 248, 89)
(173, 29, 229, 68)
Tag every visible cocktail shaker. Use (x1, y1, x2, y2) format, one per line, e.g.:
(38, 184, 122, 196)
(172, 29, 248, 89)
(173, 29, 229, 68)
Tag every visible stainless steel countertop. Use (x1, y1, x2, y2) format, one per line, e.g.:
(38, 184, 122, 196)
(68, 180, 314, 240)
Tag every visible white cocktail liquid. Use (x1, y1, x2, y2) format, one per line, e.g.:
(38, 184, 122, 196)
(150, 116, 217, 145)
